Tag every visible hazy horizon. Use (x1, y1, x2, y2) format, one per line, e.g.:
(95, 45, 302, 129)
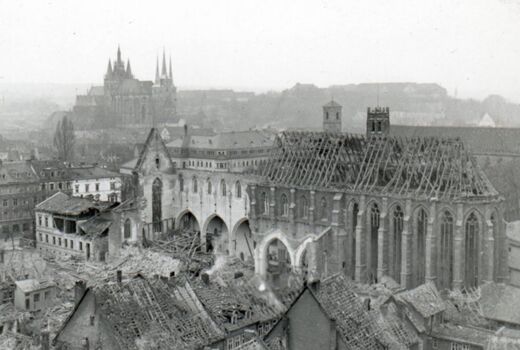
(1, 0, 520, 102)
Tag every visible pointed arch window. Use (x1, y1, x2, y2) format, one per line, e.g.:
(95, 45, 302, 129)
(178, 175, 184, 191)
(280, 194, 289, 217)
(465, 212, 480, 288)
(220, 179, 227, 196)
(439, 211, 454, 290)
(207, 179, 212, 195)
(192, 176, 198, 193)
(124, 218, 132, 239)
(300, 196, 309, 218)
(152, 178, 162, 233)
(320, 197, 328, 220)
(392, 206, 404, 283)
(370, 203, 380, 283)
(261, 192, 269, 215)
(235, 181, 242, 198)
(351, 202, 359, 279)
(416, 209, 428, 286)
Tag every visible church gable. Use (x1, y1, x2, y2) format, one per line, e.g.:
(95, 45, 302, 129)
(134, 128, 175, 176)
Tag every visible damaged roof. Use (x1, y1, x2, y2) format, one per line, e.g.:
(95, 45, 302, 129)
(480, 282, 520, 326)
(35, 192, 112, 216)
(259, 131, 498, 201)
(78, 215, 112, 237)
(393, 282, 446, 319)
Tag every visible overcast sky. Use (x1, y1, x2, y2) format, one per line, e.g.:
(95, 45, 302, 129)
(1, 0, 519, 101)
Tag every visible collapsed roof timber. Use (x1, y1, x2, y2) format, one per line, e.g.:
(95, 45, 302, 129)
(259, 131, 498, 201)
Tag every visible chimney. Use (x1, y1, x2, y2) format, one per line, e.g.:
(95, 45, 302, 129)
(41, 332, 50, 350)
(116, 270, 122, 283)
(201, 272, 210, 285)
(74, 280, 86, 304)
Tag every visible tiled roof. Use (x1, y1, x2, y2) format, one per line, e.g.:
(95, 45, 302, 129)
(393, 282, 445, 318)
(35, 192, 111, 216)
(480, 282, 520, 326)
(78, 215, 112, 237)
(0, 161, 38, 185)
(432, 323, 493, 347)
(166, 130, 275, 150)
(311, 274, 385, 349)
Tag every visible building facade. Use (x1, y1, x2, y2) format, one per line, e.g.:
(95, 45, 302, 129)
(72, 47, 177, 129)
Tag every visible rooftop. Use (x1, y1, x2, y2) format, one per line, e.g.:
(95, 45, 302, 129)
(15, 279, 56, 293)
(35, 192, 113, 216)
(258, 131, 498, 200)
(393, 282, 446, 318)
(480, 282, 520, 326)
(166, 130, 275, 150)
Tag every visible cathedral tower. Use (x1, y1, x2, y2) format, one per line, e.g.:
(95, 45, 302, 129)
(323, 100, 342, 133)
(366, 106, 390, 138)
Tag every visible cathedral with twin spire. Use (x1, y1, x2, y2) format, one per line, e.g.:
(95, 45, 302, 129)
(71, 46, 177, 129)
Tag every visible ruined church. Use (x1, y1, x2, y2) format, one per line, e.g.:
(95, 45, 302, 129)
(122, 101, 506, 291)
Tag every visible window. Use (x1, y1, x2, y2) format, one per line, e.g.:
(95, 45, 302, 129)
(22, 223, 29, 231)
(179, 175, 184, 191)
(95, 183, 100, 192)
(235, 181, 242, 198)
(155, 157, 160, 169)
(52, 236, 56, 245)
(90, 315, 95, 326)
(13, 199, 17, 206)
(50, 183, 54, 191)
(207, 179, 212, 194)
(110, 182, 115, 191)
(261, 192, 269, 215)
(280, 194, 289, 217)
(320, 197, 328, 220)
(44, 291, 50, 299)
(79, 242, 83, 251)
(336, 112, 339, 120)
(85, 184, 89, 193)
(34, 293, 40, 303)
(464, 212, 480, 288)
(70, 240, 74, 249)
(25, 299, 30, 310)
(326, 111, 329, 120)
(38, 216, 42, 226)
(58, 182, 63, 190)
(432, 339, 438, 349)
(220, 179, 226, 196)
(300, 196, 309, 218)
(392, 206, 404, 282)
(2, 200, 7, 207)
(75, 185, 79, 193)
(58, 238, 61, 246)
(192, 176, 198, 193)
(64, 239, 68, 248)
(45, 234, 48, 243)
(124, 219, 132, 239)
(38, 233, 42, 241)
(152, 178, 163, 233)
(45, 217, 48, 227)
(416, 208, 428, 285)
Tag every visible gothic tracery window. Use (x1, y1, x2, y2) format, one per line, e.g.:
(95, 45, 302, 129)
(465, 212, 480, 288)
(392, 206, 404, 283)
(300, 196, 309, 218)
(207, 179, 212, 194)
(280, 194, 289, 217)
(235, 181, 242, 198)
(192, 176, 198, 193)
(152, 178, 162, 233)
(416, 208, 428, 286)
(221, 179, 227, 196)
(439, 211, 454, 290)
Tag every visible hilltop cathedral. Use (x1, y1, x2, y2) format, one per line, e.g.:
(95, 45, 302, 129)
(71, 47, 177, 129)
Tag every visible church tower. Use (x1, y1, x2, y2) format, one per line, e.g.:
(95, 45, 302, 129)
(322, 100, 342, 133)
(366, 106, 390, 138)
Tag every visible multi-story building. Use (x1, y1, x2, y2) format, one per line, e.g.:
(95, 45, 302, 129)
(68, 166, 121, 202)
(164, 129, 275, 172)
(71, 47, 177, 129)
(35, 192, 117, 261)
(0, 160, 41, 240)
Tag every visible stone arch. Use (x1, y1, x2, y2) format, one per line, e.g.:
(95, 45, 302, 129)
(202, 214, 230, 254)
(255, 230, 296, 277)
(231, 218, 254, 262)
(294, 236, 315, 281)
(175, 209, 201, 233)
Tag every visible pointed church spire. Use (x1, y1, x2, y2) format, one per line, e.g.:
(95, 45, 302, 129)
(106, 59, 113, 78)
(169, 56, 173, 80)
(161, 49, 167, 77)
(155, 56, 160, 84)
(117, 45, 122, 63)
(126, 59, 132, 78)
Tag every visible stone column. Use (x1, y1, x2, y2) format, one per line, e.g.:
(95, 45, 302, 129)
(355, 195, 367, 283)
(425, 200, 437, 283)
(289, 188, 296, 237)
(377, 197, 389, 281)
(401, 199, 413, 288)
(309, 190, 316, 233)
(453, 203, 464, 289)
(332, 193, 344, 274)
